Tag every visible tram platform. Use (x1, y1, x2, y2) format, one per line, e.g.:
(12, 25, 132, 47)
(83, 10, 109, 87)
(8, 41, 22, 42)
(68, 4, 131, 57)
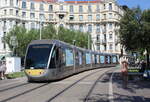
(112, 69, 150, 102)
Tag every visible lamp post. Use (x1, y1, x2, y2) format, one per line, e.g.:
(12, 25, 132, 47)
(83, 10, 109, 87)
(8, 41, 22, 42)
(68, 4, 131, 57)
(10, 36, 18, 56)
(40, 20, 42, 40)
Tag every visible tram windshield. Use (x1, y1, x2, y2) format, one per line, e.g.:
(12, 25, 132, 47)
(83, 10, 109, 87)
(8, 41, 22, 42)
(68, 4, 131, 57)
(25, 44, 53, 69)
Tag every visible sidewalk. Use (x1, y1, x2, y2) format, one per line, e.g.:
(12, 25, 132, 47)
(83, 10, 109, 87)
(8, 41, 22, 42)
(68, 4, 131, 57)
(112, 70, 150, 102)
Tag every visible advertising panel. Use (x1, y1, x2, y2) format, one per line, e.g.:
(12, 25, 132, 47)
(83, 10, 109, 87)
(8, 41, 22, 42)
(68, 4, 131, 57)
(86, 53, 91, 64)
(100, 55, 105, 64)
(65, 49, 74, 66)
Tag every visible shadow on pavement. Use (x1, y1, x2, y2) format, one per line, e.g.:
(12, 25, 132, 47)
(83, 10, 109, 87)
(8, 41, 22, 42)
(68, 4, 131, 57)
(82, 72, 150, 102)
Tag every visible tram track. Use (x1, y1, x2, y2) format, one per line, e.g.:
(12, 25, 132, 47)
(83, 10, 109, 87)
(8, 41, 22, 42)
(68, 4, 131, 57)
(0, 83, 50, 102)
(0, 82, 30, 93)
(46, 68, 111, 102)
(83, 69, 113, 102)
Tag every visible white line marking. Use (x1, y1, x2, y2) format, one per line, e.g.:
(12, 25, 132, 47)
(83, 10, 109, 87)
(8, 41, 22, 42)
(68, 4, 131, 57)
(109, 70, 115, 102)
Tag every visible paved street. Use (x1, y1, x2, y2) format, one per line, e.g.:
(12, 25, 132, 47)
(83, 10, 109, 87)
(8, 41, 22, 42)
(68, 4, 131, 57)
(0, 67, 150, 102)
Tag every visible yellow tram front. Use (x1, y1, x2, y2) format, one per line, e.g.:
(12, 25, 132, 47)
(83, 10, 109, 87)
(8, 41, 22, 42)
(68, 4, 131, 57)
(24, 43, 55, 81)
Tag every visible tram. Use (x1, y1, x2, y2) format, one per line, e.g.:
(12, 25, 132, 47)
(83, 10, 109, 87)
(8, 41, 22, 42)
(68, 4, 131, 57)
(24, 40, 118, 82)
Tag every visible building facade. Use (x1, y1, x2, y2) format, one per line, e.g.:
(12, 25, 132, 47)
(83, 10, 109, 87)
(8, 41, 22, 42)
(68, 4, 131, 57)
(0, 0, 124, 56)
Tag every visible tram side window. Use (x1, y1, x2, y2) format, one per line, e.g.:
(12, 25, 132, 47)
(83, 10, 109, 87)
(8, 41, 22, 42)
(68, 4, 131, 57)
(75, 51, 79, 66)
(86, 53, 91, 64)
(61, 48, 66, 67)
(112, 56, 117, 63)
(49, 47, 59, 69)
(79, 51, 82, 65)
(107, 56, 111, 64)
(94, 54, 97, 64)
(100, 55, 105, 64)
(92, 54, 95, 64)
(96, 55, 99, 64)
(65, 49, 74, 66)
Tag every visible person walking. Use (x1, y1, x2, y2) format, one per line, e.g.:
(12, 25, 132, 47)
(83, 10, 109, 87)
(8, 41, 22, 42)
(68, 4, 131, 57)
(0, 61, 7, 80)
(121, 58, 128, 88)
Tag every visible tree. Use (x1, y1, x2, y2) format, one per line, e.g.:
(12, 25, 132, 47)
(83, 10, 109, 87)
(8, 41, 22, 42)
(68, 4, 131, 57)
(4, 24, 89, 57)
(119, 7, 150, 67)
(4, 26, 39, 57)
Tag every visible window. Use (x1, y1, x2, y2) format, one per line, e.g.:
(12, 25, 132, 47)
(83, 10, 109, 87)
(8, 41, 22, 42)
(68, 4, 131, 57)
(109, 44, 113, 50)
(5, 0, 7, 5)
(96, 5, 100, 12)
(22, 12, 26, 18)
(10, 0, 13, 6)
(16, 0, 18, 6)
(69, 15, 74, 20)
(88, 5, 92, 12)
(104, 4, 106, 9)
(88, 24, 92, 33)
(49, 5, 53, 12)
(109, 33, 112, 39)
(103, 14, 106, 19)
(30, 13, 35, 19)
(49, 14, 53, 20)
(26, 44, 53, 69)
(96, 14, 100, 20)
(65, 49, 74, 66)
(40, 3, 44, 11)
(22, 22, 25, 28)
(79, 24, 83, 32)
(16, 10, 18, 16)
(109, 23, 112, 29)
(22, 1, 26, 8)
(4, 9, 7, 15)
(70, 5, 74, 13)
(79, 5, 83, 13)
(10, 9, 13, 15)
(79, 15, 83, 21)
(88, 15, 92, 21)
(60, 5, 63, 10)
(70, 24, 74, 30)
(86, 53, 91, 64)
(109, 3, 112, 11)
(96, 35, 100, 41)
(97, 46, 100, 51)
(39, 14, 45, 20)
(96, 24, 100, 33)
(30, 2, 35, 10)
(109, 13, 112, 19)
(100, 56, 105, 64)
(31, 22, 35, 29)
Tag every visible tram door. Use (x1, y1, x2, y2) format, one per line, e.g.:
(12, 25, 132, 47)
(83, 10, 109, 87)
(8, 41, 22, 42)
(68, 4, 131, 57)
(49, 47, 61, 71)
(55, 47, 61, 72)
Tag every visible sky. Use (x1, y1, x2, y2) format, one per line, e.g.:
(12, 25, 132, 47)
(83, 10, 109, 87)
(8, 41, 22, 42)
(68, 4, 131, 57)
(117, 0, 150, 10)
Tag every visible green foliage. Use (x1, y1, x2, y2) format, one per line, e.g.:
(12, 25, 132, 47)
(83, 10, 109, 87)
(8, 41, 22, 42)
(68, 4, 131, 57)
(6, 71, 25, 79)
(119, 7, 150, 53)
(4, 24, 89, 57)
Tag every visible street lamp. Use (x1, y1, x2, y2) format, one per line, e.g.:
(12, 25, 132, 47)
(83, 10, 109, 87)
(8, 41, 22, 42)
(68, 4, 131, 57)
(10, 36, 18, 56)
(40, 20, 42, 40)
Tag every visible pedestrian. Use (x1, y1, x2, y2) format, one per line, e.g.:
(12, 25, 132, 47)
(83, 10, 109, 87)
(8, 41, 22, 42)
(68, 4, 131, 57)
(121, 58, 128, 88)
(139, 60, 146, 73)
(0, 61, 7, 80)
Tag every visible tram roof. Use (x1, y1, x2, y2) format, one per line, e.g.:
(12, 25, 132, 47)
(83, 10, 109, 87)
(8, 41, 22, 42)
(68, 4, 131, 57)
(29, 39, 117, 55)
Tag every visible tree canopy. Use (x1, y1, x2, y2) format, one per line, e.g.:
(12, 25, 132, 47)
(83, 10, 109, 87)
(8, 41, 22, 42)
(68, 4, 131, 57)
(119, 7, 150, 66)
(4, 24, 89, 57)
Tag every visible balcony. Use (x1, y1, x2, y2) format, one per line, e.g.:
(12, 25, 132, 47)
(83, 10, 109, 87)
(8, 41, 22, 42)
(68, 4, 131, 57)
(0, 15, 21, 20)
(95, 40, 101, 44)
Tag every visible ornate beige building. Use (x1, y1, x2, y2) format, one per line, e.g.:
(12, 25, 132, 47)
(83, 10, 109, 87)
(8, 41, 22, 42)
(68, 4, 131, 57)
(0, 0, 124, 56)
